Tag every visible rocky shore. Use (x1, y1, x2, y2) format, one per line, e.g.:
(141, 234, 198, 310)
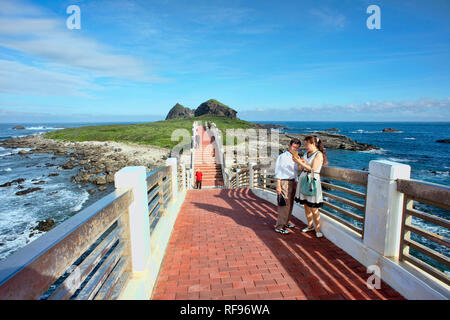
(0, 134, 170, 193)
(223, 130, 378, 172)
(280, 131, 377, 151)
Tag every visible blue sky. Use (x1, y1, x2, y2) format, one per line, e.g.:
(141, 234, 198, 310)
(0, 0, 449, 122)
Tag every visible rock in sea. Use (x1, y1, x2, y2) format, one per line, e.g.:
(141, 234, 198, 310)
(382, 128, 399, 132)
(16, 187, 42, 196)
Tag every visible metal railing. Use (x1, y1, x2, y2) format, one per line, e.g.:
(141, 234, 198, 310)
(397, 179, 450, 285)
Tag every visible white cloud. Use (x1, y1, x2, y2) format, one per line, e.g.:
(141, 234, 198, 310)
(239, 98, 450, 121)
(309, 7, 347, 29)
(0, 59, 94, 96)
(0, 0, 164, 86)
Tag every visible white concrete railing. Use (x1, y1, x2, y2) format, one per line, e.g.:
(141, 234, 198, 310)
(249, 160, 449, 300)
(116, 157, 186, 299)
(208, 124, 228, 187)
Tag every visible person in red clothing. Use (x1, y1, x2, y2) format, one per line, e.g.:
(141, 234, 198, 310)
(195, 169, 203, 189)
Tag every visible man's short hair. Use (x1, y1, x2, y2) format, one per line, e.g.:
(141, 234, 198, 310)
(289, 138, 301, 146)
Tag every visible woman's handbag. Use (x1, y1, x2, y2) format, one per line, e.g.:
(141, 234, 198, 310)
(300, 172, 318, 196)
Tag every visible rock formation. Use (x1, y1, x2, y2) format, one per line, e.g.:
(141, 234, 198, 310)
(165, 103, 194, 120)
(194, 99, 237, 119)
(165, 99, 238, 120)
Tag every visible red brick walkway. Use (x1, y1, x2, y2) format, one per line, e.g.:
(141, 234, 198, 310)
(151, 188, 405, 300)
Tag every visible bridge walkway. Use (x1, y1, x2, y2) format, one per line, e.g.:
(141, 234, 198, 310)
(151, 188, 404, 300)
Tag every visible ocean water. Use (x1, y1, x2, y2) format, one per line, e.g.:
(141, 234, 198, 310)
(260, 121, 450, 274)
(0, 122, 140, 261)
(262, 121, 450, 186)
(0, 121, 449, 273)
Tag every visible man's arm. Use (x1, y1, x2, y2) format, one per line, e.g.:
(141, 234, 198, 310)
(274, 154, 282, 195)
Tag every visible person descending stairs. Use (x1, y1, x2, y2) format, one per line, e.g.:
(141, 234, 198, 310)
(194, 124, 224, 188)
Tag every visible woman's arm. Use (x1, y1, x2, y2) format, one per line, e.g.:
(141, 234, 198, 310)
(301, 152, 323, 173)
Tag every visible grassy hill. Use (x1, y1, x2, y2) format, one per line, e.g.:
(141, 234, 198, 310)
(44, 115, 255, 149)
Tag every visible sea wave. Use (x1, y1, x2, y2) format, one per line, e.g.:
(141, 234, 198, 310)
(71, 189, 90, 212)
(360, 148, 388, 155)
(25, 126, 61, 130)
(388, 157, 418, 163)
(351, 129, 380, 134)
(404, 137, 416, 140)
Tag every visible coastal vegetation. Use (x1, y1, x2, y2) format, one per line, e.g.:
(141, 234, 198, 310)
(44, 115, 254, 149)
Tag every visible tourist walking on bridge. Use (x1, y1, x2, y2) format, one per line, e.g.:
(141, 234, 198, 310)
(274, 139, 301, 234)
(195, 169, 203, 189)
(293, 136, 328, 238)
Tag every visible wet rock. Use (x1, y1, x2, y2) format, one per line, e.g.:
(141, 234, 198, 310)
(87, 189, 96, 195)
(18, 150, 29, 155)
(12, 125, 25, 130)
(16, 187, 42, 196)
(47, 191, 58, 196)
(33, 218, 55, 232)
(32, 180, 46, 185)
(325, 128, 340, 132)
(93, 175, 107, 185)
(48, 173, 59, 177)
(73, 171, 92, 183)
(98, 185, 107, 191)
(382, 128, 399, 133)
(0, 178, 25, 187)
(106, 174, 115, 184)
(436, 139, 450, 143)
(61, 161, 76, 170)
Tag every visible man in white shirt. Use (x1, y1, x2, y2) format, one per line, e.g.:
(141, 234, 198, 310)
(274, 139, 301, 234)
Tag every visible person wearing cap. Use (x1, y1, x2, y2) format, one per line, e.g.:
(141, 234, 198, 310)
(274, 138, 301, 234)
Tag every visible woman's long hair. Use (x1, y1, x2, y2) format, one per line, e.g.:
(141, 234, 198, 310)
(304, 136, 328, 166)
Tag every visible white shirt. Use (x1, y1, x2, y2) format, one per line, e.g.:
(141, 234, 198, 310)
(274, 151, 299, 181)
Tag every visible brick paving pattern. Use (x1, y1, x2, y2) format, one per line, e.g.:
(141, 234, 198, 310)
(151, 188, 405, 300)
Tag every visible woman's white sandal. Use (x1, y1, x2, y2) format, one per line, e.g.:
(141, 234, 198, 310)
(302, 226, 314, 233)
(316, 232, 323, 238)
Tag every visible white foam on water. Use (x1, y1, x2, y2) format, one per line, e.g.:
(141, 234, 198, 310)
(2, 168, 12, 172)
(360, 148, 388, 155)
(387, 157, 418, 163)
(404, 137, 416, 140)
(25, 126, 61, 130)
(71, 189, 90, 212)
(0, 179, 92, 262)
(351, 129, 380, 134)
(0, 152, 14, 157)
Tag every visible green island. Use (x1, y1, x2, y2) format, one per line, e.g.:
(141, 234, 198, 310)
(44, 115, 254, 149)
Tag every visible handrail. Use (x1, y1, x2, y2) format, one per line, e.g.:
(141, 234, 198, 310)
(147, 166, 172, 233)
(0, 188, 133, 300)
(209, 125, 227, 188)
(397, 179, 450, 285)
